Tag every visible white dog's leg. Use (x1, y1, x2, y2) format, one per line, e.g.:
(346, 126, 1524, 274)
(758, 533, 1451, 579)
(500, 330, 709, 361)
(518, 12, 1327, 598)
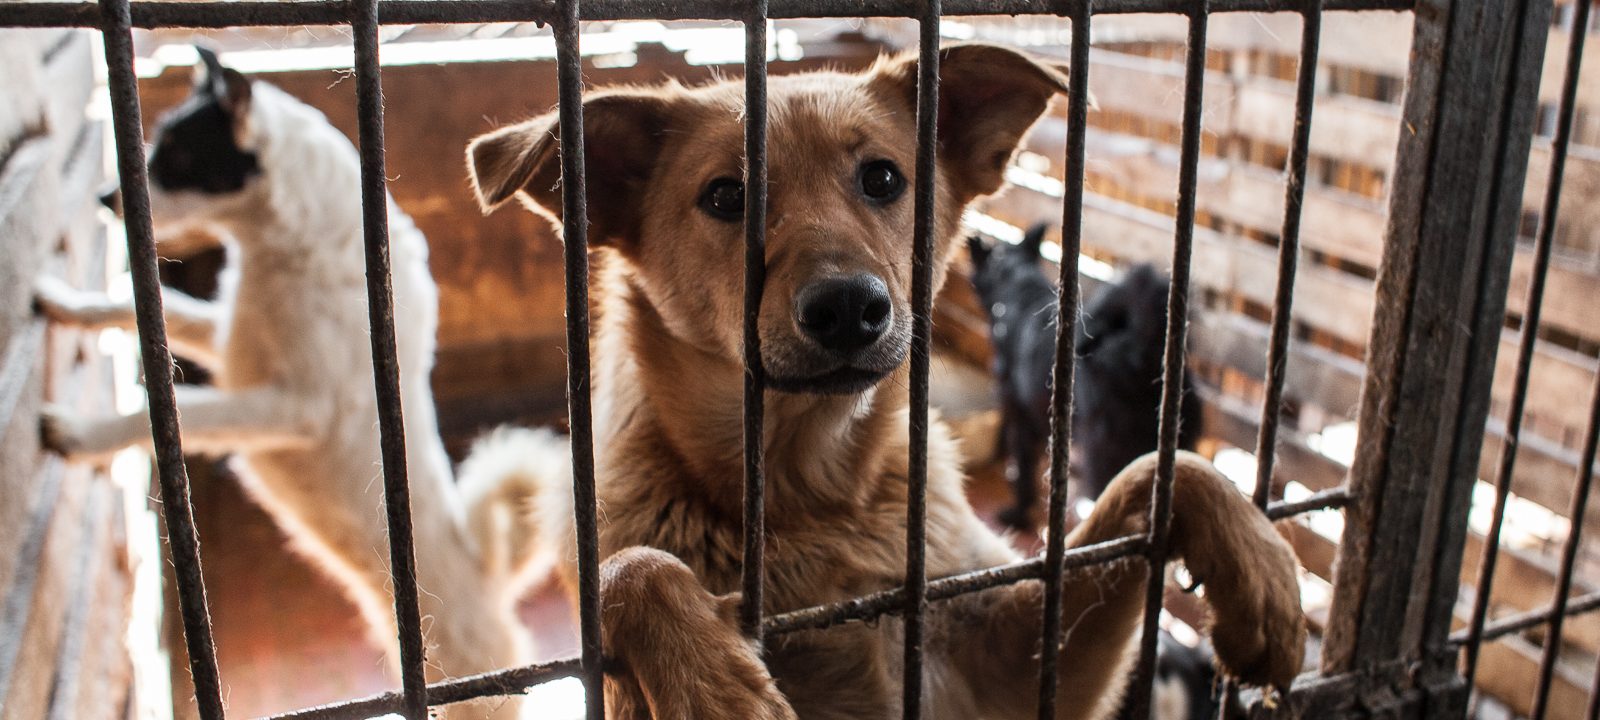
(42, 385, 320, 460)
(35, 275, 222, 368)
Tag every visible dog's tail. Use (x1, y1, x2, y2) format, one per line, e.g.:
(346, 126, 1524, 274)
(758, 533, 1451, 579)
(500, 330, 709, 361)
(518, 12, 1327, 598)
(457, 426, 573, 591)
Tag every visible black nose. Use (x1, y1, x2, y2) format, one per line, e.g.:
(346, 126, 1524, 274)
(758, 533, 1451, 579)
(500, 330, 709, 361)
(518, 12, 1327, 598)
(795, 274, 892, 353)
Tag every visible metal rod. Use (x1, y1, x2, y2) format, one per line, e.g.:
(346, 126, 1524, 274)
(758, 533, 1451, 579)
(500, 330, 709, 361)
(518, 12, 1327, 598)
(769, 535, 1148, 636)
(351, 2, 429, 716)
(265, 487, 1353, 718)
(1252, 0, 1320, 511)
(902, 4, 939, 717)
(1463, 0, 1586, 689)
(1532, 317, 1600, 719)
(1448, 591, 1600, 646)
(268, 658, 583, 720)
(1126, 4, 1208, 718)
(1266, 487, 1350, 520)
(740, 0, 770, 643)
(0, 0, 1417, 28)
(553, 2, 605, 718)
(1528, 2, 1594, 714)
(1036, 3, 1091, 717)
(96, 1, 226, 716)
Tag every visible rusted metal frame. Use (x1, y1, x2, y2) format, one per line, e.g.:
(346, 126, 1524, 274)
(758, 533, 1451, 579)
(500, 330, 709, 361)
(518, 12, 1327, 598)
(902, 2, 939, 717)
(264, 490, 1350, 718)
(96, 1, 227, 716)
(1448, 591, 1600, 647)
(1320, 0, 1542, 703)
(1461, 0, 1575, 692)
(1035, 1, 1090, 717)
(1526, 4, 1594, 716)
(552, 1, 605, 718)
(350, 1, 430, 716)
(1251, 0, 1321, 511)
(268, 658, 583, 720)
(1125, 4, 1207, 719)
(1529, 331, 1600, 720)
(740, 0, 770, 644)
(1532, 331, 1600, 718)
(771, 535, 1147, 636)
(0, 0, 1418, 29)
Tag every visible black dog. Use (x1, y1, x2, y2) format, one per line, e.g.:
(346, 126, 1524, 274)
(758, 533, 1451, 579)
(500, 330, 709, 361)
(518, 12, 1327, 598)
(966, 225, 1203, 525)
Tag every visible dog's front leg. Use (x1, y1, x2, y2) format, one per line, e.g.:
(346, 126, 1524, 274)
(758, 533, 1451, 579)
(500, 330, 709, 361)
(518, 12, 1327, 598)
(599, 547, 797, 720)
(35, 275, 222, 368)
(946, 450, 1305, 720)
(42, 385, 321, 460)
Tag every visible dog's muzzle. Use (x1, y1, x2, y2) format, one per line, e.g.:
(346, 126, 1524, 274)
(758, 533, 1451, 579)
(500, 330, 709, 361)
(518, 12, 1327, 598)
(767, 273, 905, 396)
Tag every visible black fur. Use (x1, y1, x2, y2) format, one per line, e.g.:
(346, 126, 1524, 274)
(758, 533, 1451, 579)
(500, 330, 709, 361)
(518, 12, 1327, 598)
(966, 225, 1203, 526)
(146, 46, 260, 195)
(1113, 631, 1224, 720)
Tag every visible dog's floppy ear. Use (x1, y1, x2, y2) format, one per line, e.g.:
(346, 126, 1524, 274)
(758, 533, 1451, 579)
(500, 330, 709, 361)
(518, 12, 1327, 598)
(870, 43, 1072, 201)
(467, 90, 675, 247)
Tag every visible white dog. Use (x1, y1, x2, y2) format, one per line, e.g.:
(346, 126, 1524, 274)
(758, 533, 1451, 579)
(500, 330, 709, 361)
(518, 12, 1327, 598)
(37, 48, 552, 719)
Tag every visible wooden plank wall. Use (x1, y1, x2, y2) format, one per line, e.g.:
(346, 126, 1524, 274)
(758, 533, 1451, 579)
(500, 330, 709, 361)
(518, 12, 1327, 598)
(0, 29, 136, 720)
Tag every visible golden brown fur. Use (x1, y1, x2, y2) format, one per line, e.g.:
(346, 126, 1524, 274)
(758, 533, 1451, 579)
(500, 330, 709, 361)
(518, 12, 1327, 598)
(468, 44, 1306, 719)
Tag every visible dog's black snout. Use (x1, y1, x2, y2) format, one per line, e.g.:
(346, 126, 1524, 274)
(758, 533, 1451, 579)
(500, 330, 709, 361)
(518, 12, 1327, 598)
(796, 274, 892, 352)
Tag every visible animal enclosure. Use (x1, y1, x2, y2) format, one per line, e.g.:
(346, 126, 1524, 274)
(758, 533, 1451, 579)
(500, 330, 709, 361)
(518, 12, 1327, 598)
(1, 0, 1598, 719)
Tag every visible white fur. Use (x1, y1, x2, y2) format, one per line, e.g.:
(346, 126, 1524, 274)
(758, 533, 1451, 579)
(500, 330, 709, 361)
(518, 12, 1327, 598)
(38, 79, 536, 719)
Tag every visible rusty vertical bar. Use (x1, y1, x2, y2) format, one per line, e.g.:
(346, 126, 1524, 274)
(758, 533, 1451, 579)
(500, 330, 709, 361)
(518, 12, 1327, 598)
(552, 3, 604, 718)
(1252, 0, 1321, 511)
(740, 0, 770, 642)
(1126, 4, 1207, 718)
(1036, 2, 1090, 717)
(550, 2, 601, 716)
(95, 1, 226, 717)
(1465, 0, 1586, 691)
(902, 2, 939, 717)
(1531, 372, 1600, 719)
(350, 2, 429, 716)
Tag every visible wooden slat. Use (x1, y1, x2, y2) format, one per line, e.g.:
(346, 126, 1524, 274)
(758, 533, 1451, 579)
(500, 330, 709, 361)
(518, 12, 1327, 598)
(1030, 120, 1600, 345)
(1228, 401, 1600, 655)
(1481, 419, 1600, 542)
(1475, 633, 1593, 720)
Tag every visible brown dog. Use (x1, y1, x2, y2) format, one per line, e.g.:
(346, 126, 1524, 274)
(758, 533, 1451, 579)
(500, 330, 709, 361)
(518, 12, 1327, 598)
(466, 43, 1305, 719)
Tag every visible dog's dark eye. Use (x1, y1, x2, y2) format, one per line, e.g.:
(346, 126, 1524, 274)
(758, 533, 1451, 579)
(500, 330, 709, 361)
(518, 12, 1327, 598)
(699, 177, 744, 221)
(858, 159, 905, 203)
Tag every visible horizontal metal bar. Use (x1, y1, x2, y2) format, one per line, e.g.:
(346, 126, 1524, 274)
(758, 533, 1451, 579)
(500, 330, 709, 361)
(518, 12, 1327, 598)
(267, 657, 583, 720)
(0, 0, 1417, 29)
(1448, 591, 1600, 647)
(1266, 487, 1350, 520)
(263, 489, 1343, 718)
(766, 535, 1148, 636)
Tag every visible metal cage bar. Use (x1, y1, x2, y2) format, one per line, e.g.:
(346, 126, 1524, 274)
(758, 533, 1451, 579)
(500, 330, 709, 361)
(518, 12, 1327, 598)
(1125, 4, 1208, 718)
(94, 1, 228, 717)
(0, 0, 1418, 29)
(30, 0, 1600, 717)
(552, 2, 606, 717)
(740, 0, 771, 645)
(1035, 2, 1091, 717)
(1251, 0, 1321, 511)
(901, 4, 939, 717)
(1463, 0, 1589, 691)
(1532, 323, 1600, 715)
(349, 0, 430, 715)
